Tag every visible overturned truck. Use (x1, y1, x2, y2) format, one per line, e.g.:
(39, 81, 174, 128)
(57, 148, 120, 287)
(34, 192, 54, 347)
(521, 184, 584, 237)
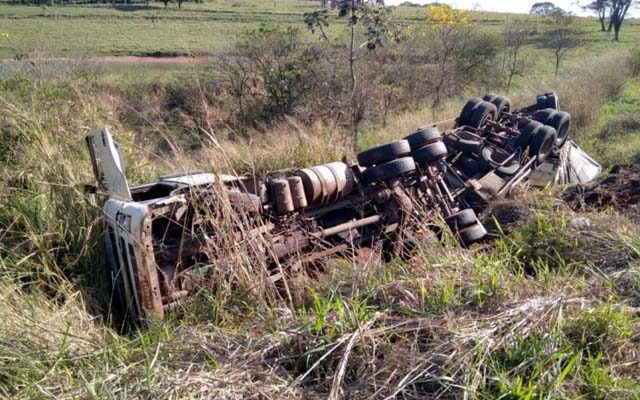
(87, 92, 601, 323)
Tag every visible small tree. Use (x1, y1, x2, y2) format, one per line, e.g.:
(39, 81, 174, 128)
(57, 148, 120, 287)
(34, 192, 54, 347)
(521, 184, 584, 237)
(304, 2, 401, 150)
(543, 11, 584, 76)
(502, 21, 534, 89)
(583, 0, 611, 31)
(424, 4, 472, 112)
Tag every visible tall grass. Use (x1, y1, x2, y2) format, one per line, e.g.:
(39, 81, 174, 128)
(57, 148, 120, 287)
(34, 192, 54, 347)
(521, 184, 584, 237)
(1, 50, 640, 398)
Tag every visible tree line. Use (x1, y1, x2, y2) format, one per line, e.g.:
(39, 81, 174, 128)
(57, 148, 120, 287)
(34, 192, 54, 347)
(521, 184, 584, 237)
(530, 0, 637, 41)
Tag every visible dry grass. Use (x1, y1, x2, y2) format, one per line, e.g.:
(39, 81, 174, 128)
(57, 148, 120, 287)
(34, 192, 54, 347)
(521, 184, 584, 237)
(1, 50, 640, 399)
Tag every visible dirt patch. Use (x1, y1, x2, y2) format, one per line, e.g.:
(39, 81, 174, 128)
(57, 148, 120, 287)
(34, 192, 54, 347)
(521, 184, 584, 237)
(561, 164, 640, 220)
(480, 199, 535, 236)
(2, 55, 217, 67)
(91, 55, 217, 66)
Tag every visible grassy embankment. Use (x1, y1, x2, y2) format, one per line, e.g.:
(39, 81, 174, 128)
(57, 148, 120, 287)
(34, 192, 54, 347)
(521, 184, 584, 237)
(1, 2, 640, 399)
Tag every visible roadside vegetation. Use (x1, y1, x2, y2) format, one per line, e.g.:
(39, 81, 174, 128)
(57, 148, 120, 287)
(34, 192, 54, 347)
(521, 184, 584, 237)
(1, 1, 640, 398)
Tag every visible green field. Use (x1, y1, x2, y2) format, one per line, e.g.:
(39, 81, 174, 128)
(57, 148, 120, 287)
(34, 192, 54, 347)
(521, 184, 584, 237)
(0, 0, 639, 58)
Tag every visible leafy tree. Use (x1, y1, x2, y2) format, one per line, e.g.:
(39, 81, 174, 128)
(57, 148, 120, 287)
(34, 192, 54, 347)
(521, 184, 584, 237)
(530, 2, 557, 14)
(220, 26, 321, 130)
(582, 0, 611, 31)
(608, 0, 636, 41)
(424, 4, 472, 111)
(304, 1, 401, 150)
(542, 11, 584, 76)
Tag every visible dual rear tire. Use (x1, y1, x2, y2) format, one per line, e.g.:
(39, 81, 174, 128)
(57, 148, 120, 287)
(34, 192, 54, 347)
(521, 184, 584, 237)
(444, 209, 487, 247)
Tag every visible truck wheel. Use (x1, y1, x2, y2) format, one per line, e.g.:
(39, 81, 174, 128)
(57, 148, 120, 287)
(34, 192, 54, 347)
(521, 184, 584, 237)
(514, 120, 543, 149)
(532, 108, 556, 124)
(357, 140, 411, 167)
(403, 127, 441, 150)
(467, 101, 497, 128)
(458, 98, 483, 127)
(491, 95, 511, 115)
(459, 222, 487, 247)
(482, 92, 498, 102)
(445, 208, 477, 231)
(547, 111, 571, 148)
(360, 156, 416, 185)
(545, 92, 559, 110)
(413, 142, 448, 166)
(528, 125, 557, 164)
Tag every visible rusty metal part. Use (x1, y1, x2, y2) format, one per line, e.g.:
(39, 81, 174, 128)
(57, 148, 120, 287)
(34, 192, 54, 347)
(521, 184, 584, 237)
(296, 162, 354, 207)
(287, 176, 308, 210)
(311, 215, 381, 239)
(271, 179, 294, 215)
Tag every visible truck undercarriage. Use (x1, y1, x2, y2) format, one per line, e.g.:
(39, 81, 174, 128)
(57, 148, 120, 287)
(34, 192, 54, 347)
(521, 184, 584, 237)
(86, 92, 602, 324)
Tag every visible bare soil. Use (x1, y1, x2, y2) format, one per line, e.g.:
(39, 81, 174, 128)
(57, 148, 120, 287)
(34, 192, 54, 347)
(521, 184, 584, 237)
(561, 164, 640, 219)
(3, 55, 217, 67)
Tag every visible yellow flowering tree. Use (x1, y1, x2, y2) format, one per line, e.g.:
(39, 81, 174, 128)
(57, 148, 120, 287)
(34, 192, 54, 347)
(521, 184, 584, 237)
(425, 4, 471, 27)
(423, 4, 475, 111)
(1, 32, 9, 40)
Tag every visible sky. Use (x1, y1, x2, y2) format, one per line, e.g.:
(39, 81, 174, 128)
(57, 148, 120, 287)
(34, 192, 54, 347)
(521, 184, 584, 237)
(385, 0, 638, 17)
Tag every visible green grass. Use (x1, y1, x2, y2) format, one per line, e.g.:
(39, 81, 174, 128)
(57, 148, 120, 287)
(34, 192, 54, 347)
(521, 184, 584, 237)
(0, 1, 639, 59)
(579, 79, 640, 168)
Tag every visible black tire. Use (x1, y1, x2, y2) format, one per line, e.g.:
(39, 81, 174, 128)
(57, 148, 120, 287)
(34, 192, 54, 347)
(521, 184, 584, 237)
(445, 208, 477, 231)
(454, 155, 483, 176)
(547, 111, 571, 148)
(514, 120, 543, 149)
(458, 98, 483, 127)
(459, 222, 487, 246)
(536, 94, 547, 110)
(360, 156, 416, 185)
(482, 92, 498, 102)
(467, 101, 497, 128)
(403, 127, 441, 150)
(357, 140, 411, 167)
(545, 92, 559, 110)
(413, 142, 448, 166)
(532, 108, 556, 124)
(443, 132, 482, 154)
(491, 95, 512, 115)
(528, 125, 557, 164)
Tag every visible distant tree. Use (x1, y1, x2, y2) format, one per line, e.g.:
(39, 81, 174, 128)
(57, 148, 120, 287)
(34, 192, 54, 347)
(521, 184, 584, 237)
(608, 0, 636, 41)
(530, 2, 559, 14)
(502, 21, 534, 89)
(543, 11, 584, 76)
(582, 0, 610, 31)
